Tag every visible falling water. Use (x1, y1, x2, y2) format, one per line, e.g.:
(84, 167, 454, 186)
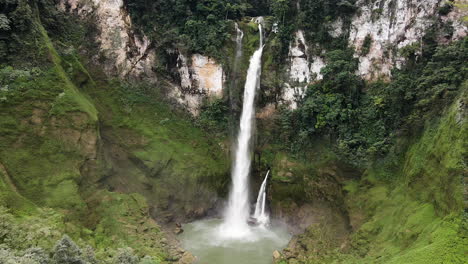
(253, 170, 270, 225)
(222, 24, 264, 239)
(180, 23, 291, 263)
(233, 23, 244, 70)
(229, 23, 244, 135)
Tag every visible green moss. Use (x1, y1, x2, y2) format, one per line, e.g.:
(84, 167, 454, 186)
(280, 89, 467, 263)
(0, 135, 87, 210)
(37, 21, 97, 121)
(92, 81, 230, 214)
(402, 90, 466, 213)
(0, 172, 36, 214)
(92, 192, 168, 261)
(339, 90, 467, 263)
(343, 180, 359, 194)
(0, 3, 225, 263)
(239, 21, 260, 71)
(44, 179, 86, 210)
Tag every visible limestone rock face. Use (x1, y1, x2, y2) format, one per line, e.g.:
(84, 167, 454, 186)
(348, 0, 467, 80)
(58, 0, 225, 115)
(285, 0, 467, 91)
(173, 54, 225, 115)
(349, 0, 436, 80)
(58, 0, 156, 79)
(283, 30, 324, 109)
(288, 30, 311, 84)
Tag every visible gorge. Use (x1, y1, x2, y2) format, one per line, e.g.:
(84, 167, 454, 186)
(0, 1, 467, 264)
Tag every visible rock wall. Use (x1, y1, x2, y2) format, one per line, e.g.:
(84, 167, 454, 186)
(59, 0, 466, 112)
(58, 0, 156, 79)
(58, 0, 225, 116)
(347, 0, 467, 80)
(280, 0, 467, 107)
(282, 30, 324, 109)
(173, 54, 225, 115)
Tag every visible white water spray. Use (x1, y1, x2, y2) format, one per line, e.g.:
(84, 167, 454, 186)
(254, 170, 270, 225)
(234, 23, 244, 58)
(222, 24, 264, 239)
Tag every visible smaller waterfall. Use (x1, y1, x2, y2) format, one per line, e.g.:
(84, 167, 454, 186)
(229, 23, 244, 129)
(234, 23, 244, 59)
(253, 170, 270, 225)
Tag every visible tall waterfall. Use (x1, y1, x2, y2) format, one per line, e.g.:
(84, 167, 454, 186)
(253, 170, 270, 225)
(222, 24, 264, 238)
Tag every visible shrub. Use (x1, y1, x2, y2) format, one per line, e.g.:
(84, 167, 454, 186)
(113, 248, 139, 264)
(52, 235, 85, 264)
(361, 34, 372, 55)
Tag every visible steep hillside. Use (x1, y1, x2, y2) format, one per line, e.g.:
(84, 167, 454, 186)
(0, 1, 228, 262)
(274, 86, 467, 263)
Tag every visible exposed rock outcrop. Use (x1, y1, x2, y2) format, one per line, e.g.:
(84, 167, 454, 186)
(348, 0, 467, 80)
(59, 0, 156, 79)
(279, 0, 467, 109)
(282, 30, 324, 109)
(58, 0, 225, 116)
(173, 54, 225, 115)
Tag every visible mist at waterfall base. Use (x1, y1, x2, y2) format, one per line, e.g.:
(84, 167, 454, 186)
(180, 219, 291, 264)
(179, 24, 291, 263)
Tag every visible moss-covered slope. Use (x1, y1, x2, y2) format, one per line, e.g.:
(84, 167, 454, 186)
(0, 2, 229, 262)
(275, 87, 467, 264)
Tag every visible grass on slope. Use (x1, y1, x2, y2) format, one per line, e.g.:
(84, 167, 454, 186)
(338, 87, 467, 264)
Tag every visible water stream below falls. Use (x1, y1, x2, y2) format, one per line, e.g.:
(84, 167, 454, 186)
(179, 219, 291, 264)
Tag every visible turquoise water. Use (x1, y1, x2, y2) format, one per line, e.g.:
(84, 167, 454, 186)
(179, 219, 291, 264)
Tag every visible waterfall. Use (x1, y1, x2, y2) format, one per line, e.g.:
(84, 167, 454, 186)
(229, 23, 244, 135)
(222, 24, 264, 238)
(253, 170, 270, 225)
(234, 23, 244, 66)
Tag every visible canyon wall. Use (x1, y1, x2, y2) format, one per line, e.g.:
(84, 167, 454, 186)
(59, 0, 466, 112)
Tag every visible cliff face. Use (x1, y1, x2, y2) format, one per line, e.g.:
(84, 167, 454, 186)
(283, 30, 325, 109)
(0, 1, 466, 263)
(0, 4, 230, 259)
(173, 54, 225, 115)
(348, 0, 466, 80)
(58, 0, 156, 78)
(59, 0, 226, 115)
(58, 0, 467, 113)
(281, 0, 467, 107)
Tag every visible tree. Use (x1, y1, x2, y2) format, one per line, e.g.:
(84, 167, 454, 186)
(0, 14, 10, 31)
(52, 235, 85, 264)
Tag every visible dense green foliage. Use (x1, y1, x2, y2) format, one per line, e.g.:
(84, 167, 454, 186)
(125, 0, 268, 60)
(297, 0, 356, 47)
(124, 0, 356, 63)
(265, 0, 357, 65)
(275, 85, 467, 263)
(0, 0, 86, 65)
(275, 38, 467, 166)
(197, 98, 230, 134)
